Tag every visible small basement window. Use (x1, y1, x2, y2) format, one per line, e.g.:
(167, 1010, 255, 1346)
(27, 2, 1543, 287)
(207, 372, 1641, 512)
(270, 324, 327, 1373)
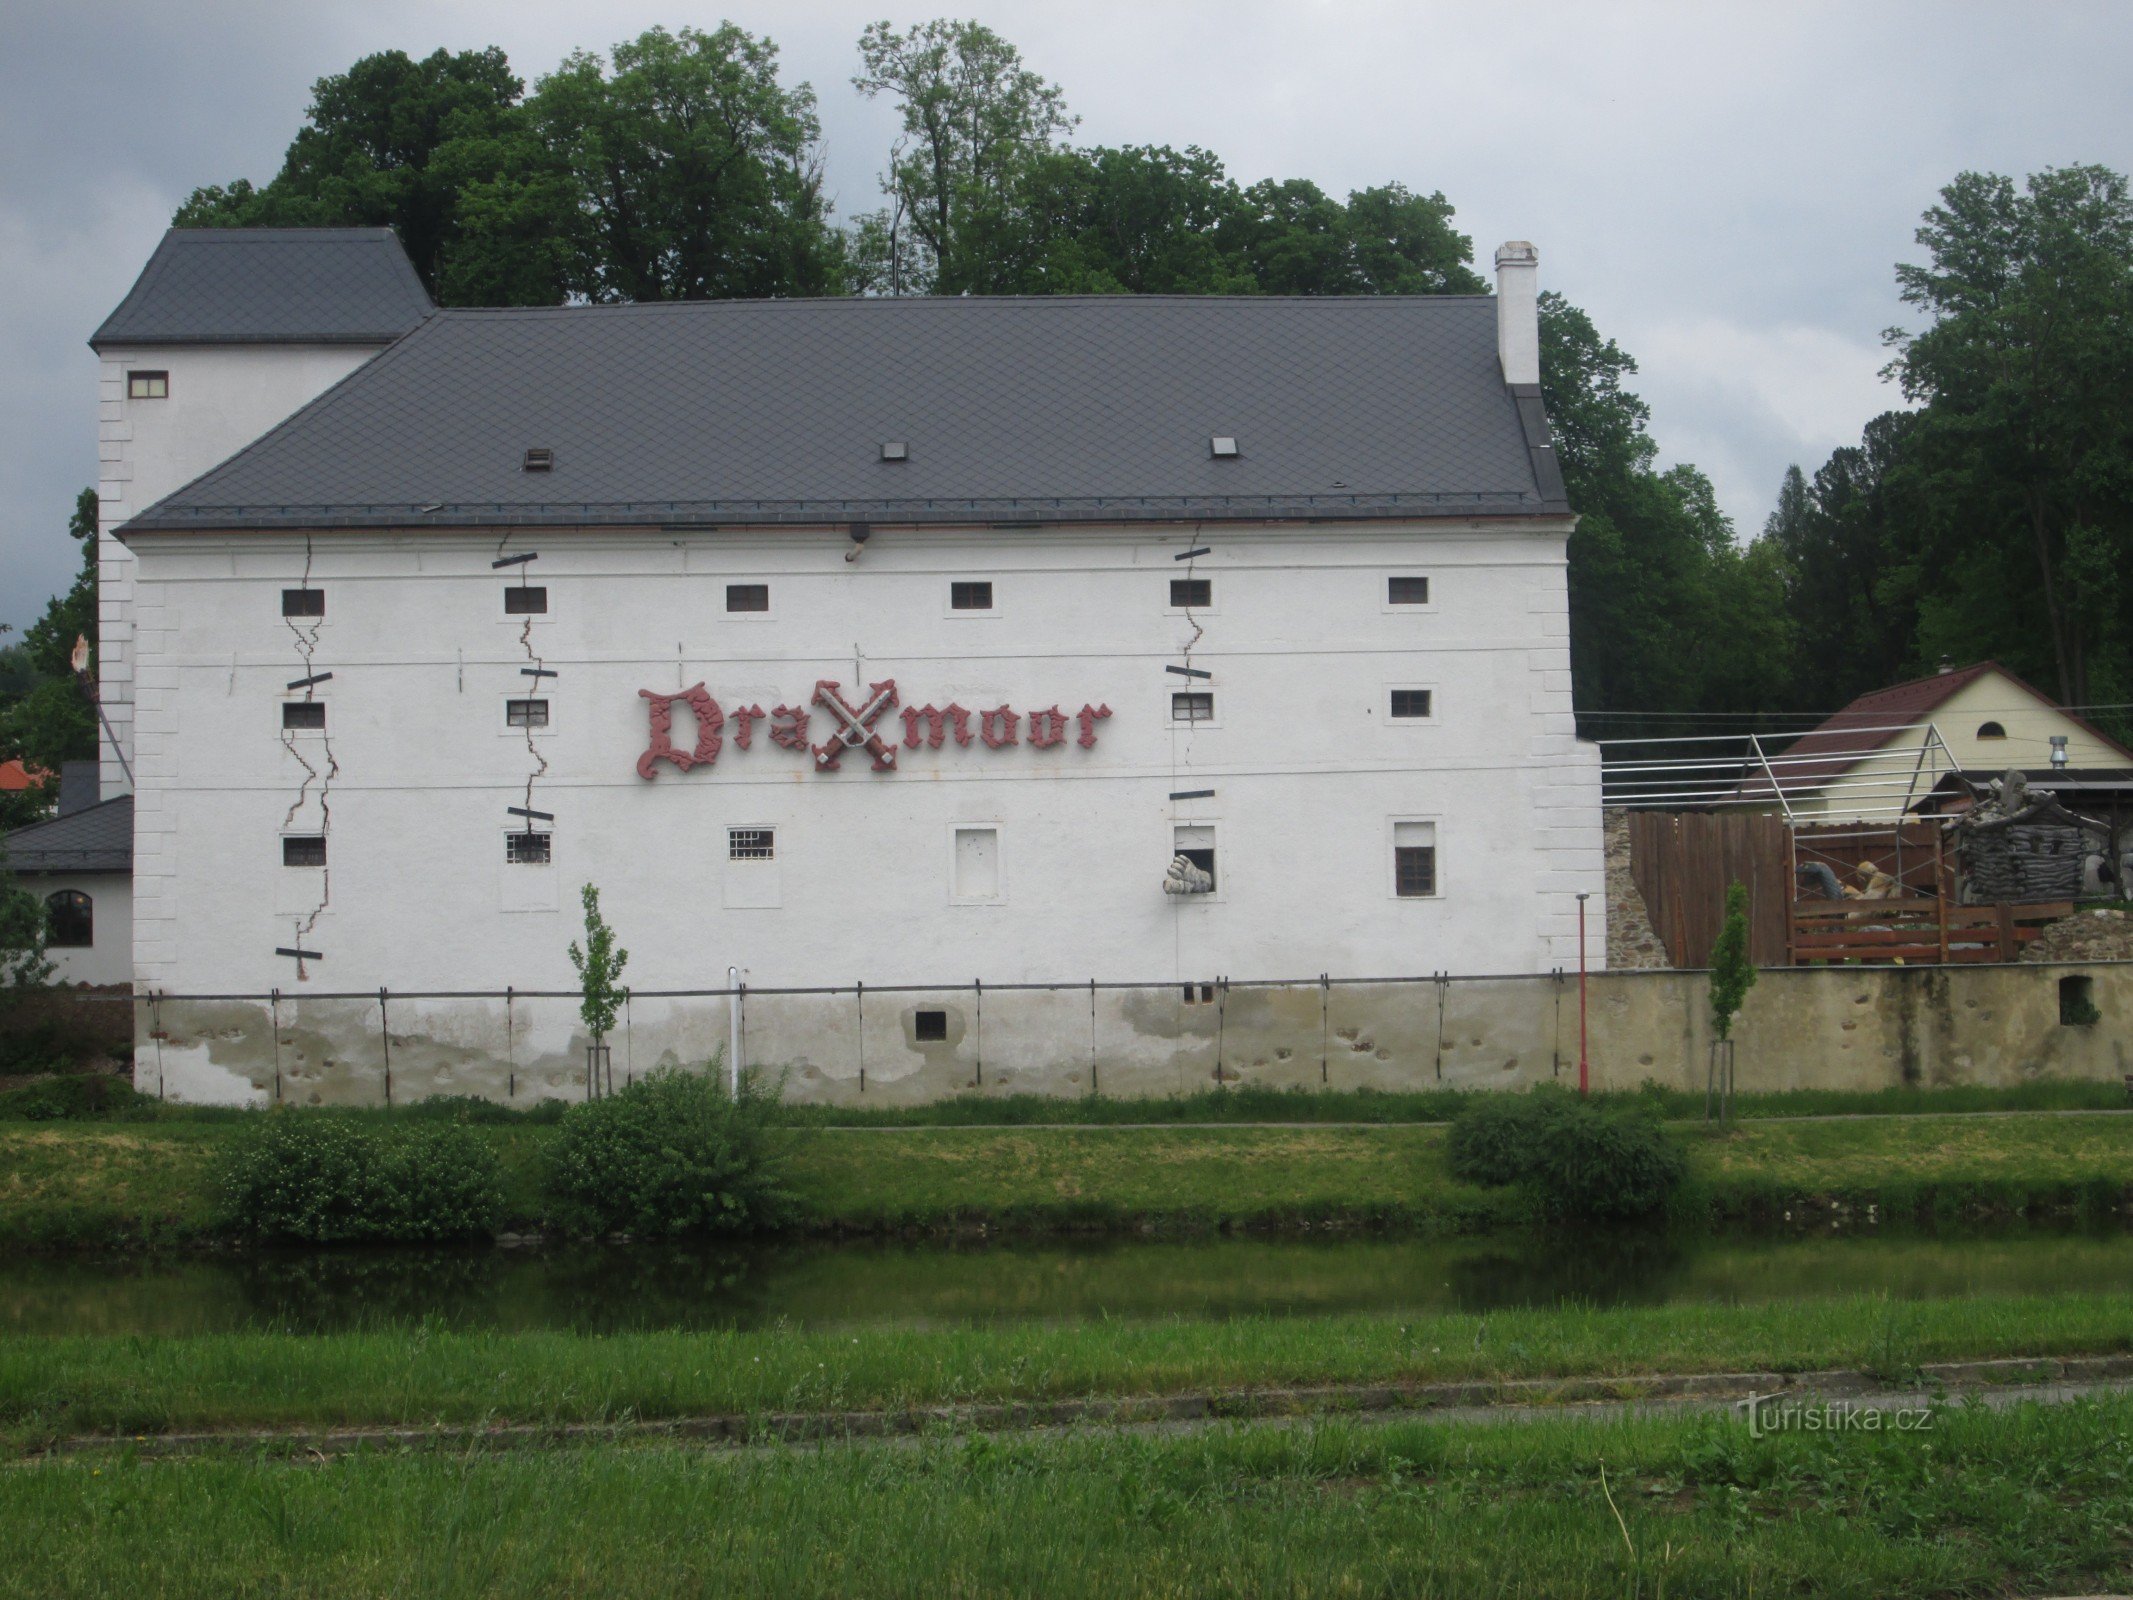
(281, 588, 325, 618)
(281, 702, 326, 731)
(504, 586, 548, 615)
(950, 581, 994, 611)
(45, 890, 91, 949)
(507, 698, 549, 728)
(1978, 721, 2007, 739)
(282, 836, 326, 868)
(1170, 577, 1211, 608)
(1181, 983, 1215, 1004)
(506, 832, 552, 865)
(726, 584, 770, 613)
(914, 1008, 948, 1042)
(2060, 974, 2100, 1026)
(1394, 821, 1438, 898)
(1389, 689, 1434, 719)
(127, 371, 168, 400)
(729, 827, 775, 861)
(1388, 576, 1431, 606)
(1172, 691, 1215, 723)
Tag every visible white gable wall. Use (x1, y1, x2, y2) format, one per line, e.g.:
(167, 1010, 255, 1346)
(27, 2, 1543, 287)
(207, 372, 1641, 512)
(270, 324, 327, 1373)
(96, 342, 394, 799)
(122, 520, 1603, 997)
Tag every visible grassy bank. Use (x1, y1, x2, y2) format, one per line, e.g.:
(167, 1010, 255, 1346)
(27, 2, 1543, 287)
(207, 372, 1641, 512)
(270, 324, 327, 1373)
(6, 1291, 2132, 1441)
(6, 1398, 2132, 1597)
(3, 1113, 2129, 1248)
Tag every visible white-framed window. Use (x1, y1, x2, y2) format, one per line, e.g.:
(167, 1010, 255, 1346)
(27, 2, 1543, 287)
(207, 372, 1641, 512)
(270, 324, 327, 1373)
(1170, 690, 1216, 725)
(1392, 819, 1439, 899)
(1382, 573, 1436, 613)
(1173, 822, 1219, 895)
(949, 824, 1004, 904)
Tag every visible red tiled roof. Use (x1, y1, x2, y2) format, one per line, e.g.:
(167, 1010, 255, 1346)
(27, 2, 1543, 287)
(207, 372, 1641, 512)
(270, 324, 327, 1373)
(1748, 661, 2133, 798)
(0, 760, 50, 793)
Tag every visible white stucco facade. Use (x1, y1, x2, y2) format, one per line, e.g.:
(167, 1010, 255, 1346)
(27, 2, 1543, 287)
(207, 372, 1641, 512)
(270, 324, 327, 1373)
(23, 870, 133, 987)
(121, 521, 1604, 994)
(95, 343, 394, 798)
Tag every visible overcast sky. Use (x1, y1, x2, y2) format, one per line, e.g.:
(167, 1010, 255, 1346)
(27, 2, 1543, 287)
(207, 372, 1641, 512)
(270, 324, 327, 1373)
(4, 0, 2129, 633)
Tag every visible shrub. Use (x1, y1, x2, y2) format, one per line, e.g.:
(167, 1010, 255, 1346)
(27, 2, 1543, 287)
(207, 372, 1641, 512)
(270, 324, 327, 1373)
(1445, 1088, 1685, 1223)
(543, 1065, 794, 1238)
(219, 1114, 504, 1243)
(0, 1073, 154, 1121)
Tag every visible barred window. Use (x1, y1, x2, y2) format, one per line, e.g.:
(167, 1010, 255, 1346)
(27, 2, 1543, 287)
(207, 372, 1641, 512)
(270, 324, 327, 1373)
(729, 827, 775, 861)
(506, 832, 552, 865)
(507, 698, 549, 728)
(914, 1009, 948, 1041)
(950, 581, 994, 611)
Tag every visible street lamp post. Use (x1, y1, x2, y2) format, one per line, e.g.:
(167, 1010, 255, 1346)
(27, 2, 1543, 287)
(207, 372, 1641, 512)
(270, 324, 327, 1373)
(1575, 892, 1590, 1098)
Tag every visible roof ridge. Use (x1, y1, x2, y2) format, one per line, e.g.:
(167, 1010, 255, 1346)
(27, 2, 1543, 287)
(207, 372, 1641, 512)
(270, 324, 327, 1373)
(428, 293, 1498, 317)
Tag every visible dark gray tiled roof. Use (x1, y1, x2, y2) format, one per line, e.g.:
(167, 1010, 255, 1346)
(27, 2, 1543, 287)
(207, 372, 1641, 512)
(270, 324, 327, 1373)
(2, 795, 131, 874)
(126, 295, 1568, 532)
(91, 229, 433, 349)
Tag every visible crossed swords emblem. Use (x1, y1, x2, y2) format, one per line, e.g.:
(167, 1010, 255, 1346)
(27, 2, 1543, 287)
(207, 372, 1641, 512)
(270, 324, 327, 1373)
(810, 679, 899, 772)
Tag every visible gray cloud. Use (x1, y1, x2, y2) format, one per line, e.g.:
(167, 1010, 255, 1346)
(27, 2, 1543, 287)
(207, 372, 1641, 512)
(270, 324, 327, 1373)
(5, 0, 2129, 630)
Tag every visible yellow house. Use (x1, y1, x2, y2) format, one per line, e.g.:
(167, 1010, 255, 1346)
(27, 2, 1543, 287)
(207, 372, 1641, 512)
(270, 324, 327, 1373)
(1756, 661, 2133, 821)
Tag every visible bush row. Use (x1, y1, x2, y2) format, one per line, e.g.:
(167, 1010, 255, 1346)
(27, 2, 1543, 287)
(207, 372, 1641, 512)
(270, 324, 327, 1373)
(1446, 1085, 1687, 1222)
(218, 1066, 793, 1243)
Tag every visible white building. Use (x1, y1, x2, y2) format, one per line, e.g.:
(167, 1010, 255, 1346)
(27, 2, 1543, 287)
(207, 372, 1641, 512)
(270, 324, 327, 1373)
(94, 229, 1603, 1015)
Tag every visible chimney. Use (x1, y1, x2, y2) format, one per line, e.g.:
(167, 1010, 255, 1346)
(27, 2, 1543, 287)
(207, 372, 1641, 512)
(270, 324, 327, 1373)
(58, 760, 98, 816)
(1494, 241, 1541, 387)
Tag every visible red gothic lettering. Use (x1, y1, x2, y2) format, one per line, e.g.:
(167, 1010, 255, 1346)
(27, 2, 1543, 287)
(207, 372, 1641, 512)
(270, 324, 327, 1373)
(979, 705, 1019, 748)
(636, 684, 723, 779)
(1076, 703, 1113, 748)
(769, 705, 812, 751)
(901, 703, 972, 749)
(811, 679, 900, 772)
(1026, 705, 1069, 748)
(730, 704, 767, 749)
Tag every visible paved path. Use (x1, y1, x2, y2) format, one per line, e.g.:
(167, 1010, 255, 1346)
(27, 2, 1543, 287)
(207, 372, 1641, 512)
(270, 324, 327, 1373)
(809, 1107, 2133, 1131)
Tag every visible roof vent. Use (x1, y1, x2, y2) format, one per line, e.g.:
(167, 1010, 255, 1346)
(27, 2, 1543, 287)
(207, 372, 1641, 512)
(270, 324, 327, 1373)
(523, 448, 554, 472)
(880, 441, 908, 462)
(1210, 436, 1239, 459)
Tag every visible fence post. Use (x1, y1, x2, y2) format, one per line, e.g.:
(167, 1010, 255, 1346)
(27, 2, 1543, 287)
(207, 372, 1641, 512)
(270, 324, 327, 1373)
(1996, 902, 2016, 963)
(378, 987, 391, 1107)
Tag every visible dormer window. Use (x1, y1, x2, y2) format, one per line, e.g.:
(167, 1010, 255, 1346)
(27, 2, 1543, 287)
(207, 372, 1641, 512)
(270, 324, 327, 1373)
(127, 371, 169, 400)
(1977, 721, 2007, 740)
(522, 448, 554, 472)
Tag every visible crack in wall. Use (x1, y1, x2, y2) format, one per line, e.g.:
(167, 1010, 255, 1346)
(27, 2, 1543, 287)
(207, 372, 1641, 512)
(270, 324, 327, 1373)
(500, 537, 549, 831)
(282, 536, 335, 979)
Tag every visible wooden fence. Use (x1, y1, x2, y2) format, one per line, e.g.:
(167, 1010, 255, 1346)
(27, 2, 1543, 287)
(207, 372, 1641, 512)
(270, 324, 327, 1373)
(1791, 899, 2071, 965)
(1626, 810, 1793, 968)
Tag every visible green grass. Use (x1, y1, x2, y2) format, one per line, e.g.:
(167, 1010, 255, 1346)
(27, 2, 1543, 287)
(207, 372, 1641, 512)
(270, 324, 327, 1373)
(5, 1291, 2131, 1441)
(5, 1398, 2132, 1597)
(3, 1112, 2129, 1248)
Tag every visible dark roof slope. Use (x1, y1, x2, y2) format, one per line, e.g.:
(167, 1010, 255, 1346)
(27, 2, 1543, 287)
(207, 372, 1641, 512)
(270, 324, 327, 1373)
(91, 229, 433, 349)
(1, 795, 131, 874)
(124, 294, 1567, 532)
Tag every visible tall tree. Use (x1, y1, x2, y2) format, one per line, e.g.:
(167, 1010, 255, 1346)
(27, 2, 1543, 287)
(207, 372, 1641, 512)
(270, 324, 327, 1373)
(851, 20, 1076, 293)
(0, 491, 98, 828)
(1884, 165, 2133, 710)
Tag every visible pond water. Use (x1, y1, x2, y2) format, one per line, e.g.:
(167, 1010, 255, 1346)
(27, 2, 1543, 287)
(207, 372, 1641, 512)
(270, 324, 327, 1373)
(6, 1223, 2133, 1337)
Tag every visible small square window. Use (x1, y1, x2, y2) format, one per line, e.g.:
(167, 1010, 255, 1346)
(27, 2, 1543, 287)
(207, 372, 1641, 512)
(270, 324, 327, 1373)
(127, 371, 168, 400)
(1394, 821, 1438, 898)
(504, 586, 548, 615)
(729, 827, 775, 861)
(283, 836, 327, 868)
(726, 584, 770, 613)
(1181, 983, 1215, 1004)
(1388, 576, 1431, 606)
(506, 831, 552, 865)
(1390, 689, 1433, 719)
(281, 588, 325, 618)
(951, 581, 994, 611)
(507, 698, 549, 728)
(1172, 691, 1215, 723)
(914, 1008, 948, 1042)
(282, 702, 326, 731)
(1170, 577, 1211, 608)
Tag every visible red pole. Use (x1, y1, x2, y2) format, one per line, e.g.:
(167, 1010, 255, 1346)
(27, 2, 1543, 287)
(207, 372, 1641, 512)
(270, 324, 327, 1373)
(1576, 892, 1590, 1097)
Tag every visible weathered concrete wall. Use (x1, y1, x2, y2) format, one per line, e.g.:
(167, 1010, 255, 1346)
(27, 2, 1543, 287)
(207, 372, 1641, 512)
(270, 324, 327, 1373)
(132, 961, 2133, 1106)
